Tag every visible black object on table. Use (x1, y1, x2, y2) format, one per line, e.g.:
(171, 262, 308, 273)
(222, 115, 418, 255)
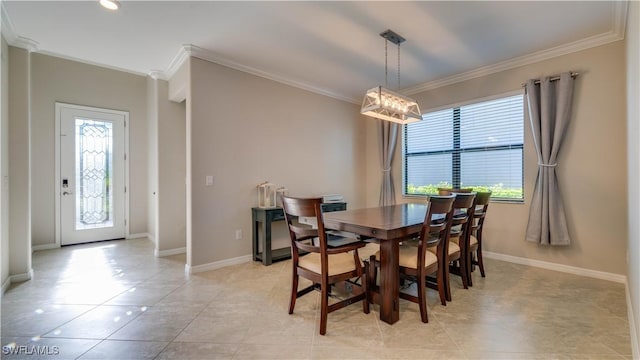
(251, 202, 347, 265)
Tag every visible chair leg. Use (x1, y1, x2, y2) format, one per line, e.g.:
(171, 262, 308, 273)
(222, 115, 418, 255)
(368, 255, 377, 296)
(437, 264, 447, 306)
(361, 271, 370, 314)
(319, 278, 329, 335)
(477, 239, 486, 278)
(459, 241, 469, 290)
(459, 254, 469, 290)
(467, 251, 474, 287)
(289, 271, 298, 314)
(444, 259, 452, 302)
(418, 271, 429, 323)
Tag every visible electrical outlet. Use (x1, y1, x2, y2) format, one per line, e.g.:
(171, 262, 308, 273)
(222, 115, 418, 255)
(235, 229, 242, 240)
(205, 176, 213, 186)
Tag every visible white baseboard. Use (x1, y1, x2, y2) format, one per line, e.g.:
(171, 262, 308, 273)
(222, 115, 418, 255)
(627, 279, 640, 360)
(1, 276, 11, 295)
(185, 254, 252, 274)
(127, 233, 149, 240)
(9, 268, 34, 283)
(155, 246, 186, 257)
(483, 251, 626, 283)
(32, 243, 60, 252)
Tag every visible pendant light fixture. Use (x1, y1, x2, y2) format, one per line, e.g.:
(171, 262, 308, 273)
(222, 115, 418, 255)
(99, 0, 120, 10)
(360, 30, 421, 125)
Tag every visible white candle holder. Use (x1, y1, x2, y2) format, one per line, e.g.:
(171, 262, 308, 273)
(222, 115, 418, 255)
(257, 182, 277, 208)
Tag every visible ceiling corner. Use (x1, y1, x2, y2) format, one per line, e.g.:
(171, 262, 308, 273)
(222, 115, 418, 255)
(1, 2, 17, 44)
(613, 0, 629, 40)
(148, 70, 166, 81)
(2, 4, 39, 52)
(164, 44, 194, 80)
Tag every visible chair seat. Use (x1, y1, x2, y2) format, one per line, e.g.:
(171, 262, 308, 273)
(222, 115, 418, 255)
(299, 252, 357, 276)
(374, 246, 438, 270)
(449, 235, 478, 246)
(427, 241, 460, 256)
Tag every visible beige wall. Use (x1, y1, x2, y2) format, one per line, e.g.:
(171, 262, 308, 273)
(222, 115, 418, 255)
(169, 62, 188, 103)
(8, 46, 32, 278)
(187, 57, 366, 267)
(30, 53, 148, 245)
(626, 0, 640, 355)
(366, 41, 627, 275)
(147, 76, 187, 255)
(1, 36, 9, 287)
(148, 74, 187, 255)
(147, 76, 158, 245)
(157, 79, 186, 253)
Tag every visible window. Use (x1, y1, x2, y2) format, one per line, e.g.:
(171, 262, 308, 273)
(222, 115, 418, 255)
(403, 93, 524, 201)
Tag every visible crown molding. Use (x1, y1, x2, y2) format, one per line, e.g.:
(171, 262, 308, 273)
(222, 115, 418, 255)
(148, 70, 165, 80)
(164, 44, 193, 80)
(404, 1, 628, 95)
(168, 44, 359, 104)
(35, 50, 146, 77)
(12, 36, 39, 52)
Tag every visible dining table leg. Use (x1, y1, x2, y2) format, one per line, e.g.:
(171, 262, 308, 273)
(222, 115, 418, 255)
(379, 237, 400, 324)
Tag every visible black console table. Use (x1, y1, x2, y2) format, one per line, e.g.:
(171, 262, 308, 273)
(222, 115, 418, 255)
(252, 202, 347, 265)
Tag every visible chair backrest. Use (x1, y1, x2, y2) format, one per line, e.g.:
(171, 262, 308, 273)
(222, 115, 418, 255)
(450, 192, 477, 229)
(281, 196, 326, 257)
(438, 188, 473, 195)
(472, 191, 492, 232)
(416, 195, 455, 268)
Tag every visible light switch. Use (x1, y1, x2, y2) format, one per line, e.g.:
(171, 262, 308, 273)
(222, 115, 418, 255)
(205, 176, 214, 186)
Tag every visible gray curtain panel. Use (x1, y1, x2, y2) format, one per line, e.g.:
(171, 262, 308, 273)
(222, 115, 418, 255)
(525, 72, 574, 245)
(379, 120, 398, 206)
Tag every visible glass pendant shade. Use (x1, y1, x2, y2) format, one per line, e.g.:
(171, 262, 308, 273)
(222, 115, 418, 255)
(99, 0, 120, 10)
(361, 86, 421, 125)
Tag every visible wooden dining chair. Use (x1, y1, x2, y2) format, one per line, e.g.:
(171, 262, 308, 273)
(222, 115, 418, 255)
(281, 196, 369, 335)
(467, 191, 492, 286)
(367, 195, 455, 323)
(434, 192, 476, 299)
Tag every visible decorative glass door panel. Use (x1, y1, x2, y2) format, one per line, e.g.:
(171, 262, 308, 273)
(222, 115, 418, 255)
(75, 119, 114, 230)
(59, 104, 126, 245)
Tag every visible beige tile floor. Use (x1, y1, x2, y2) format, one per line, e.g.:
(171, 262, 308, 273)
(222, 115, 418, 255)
(0, 238, 632, 359)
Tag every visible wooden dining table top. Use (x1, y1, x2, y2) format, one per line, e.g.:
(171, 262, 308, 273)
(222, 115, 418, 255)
(323, 203, 429, 240)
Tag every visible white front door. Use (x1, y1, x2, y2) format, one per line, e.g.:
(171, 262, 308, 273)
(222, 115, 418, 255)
(58, 104, 127, 245)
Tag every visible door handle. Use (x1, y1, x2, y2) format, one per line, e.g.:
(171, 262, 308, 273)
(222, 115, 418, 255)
(63, 191, 73, 196)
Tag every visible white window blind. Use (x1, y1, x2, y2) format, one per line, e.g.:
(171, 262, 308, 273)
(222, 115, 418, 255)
(403, 93, 524, 201)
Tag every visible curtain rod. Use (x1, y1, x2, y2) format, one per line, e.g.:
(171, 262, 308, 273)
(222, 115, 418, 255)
(521, 72, 579, 87)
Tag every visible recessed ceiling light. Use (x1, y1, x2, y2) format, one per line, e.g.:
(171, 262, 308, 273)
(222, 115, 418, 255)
(99, 0, 120, 11)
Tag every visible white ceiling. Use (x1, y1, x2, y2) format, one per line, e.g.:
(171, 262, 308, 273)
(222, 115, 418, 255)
(1, 1, 627, 103)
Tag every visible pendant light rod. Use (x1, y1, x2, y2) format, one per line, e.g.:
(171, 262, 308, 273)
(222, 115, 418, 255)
(384, 37, 388, 88)
(381, 29, 405, 90)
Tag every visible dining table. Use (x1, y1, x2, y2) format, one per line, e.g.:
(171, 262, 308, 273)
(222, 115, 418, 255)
(323, 202, 429, 325)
